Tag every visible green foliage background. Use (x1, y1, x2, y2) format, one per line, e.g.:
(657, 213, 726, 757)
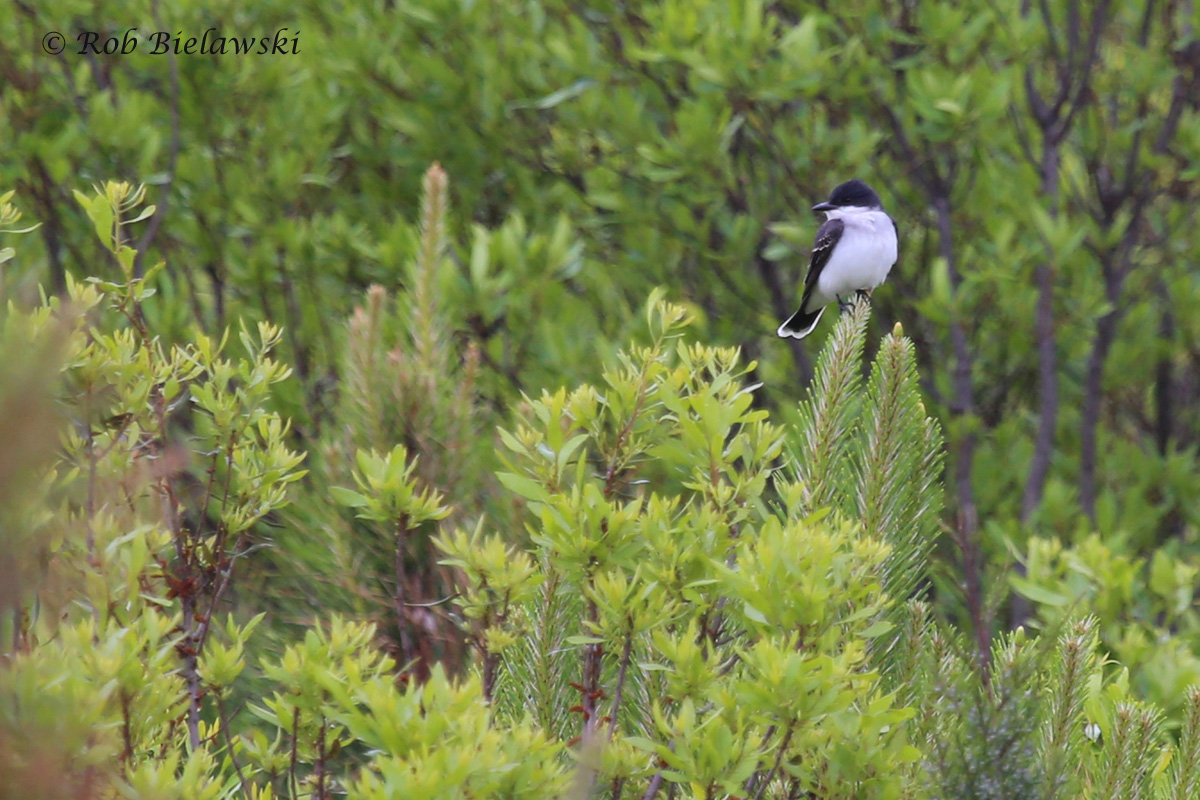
(3, 0, 1200, 797)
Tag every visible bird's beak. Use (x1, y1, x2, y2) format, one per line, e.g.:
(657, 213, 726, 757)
(811, 201, 835, 212)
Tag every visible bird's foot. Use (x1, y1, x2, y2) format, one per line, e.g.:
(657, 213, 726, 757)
(855, 288, 873, 303)
(837, 295, 852, 312)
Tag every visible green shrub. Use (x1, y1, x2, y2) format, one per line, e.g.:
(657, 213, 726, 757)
(3, 183, 1200, 799)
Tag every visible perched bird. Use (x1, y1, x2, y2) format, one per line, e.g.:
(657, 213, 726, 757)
(777, 179, 898, 339)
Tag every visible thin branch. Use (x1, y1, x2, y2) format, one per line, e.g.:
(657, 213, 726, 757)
(1056, 0, 1112, 139)
(314, 717, 328, 800)
(876, 100, 939, 194)
(641, 747, 673, 800)
(752, 724, 796, 800)
(933, 195, 987, 669)
(1024, 69, 1052, 127)
(580, 596, 603, 744)
(195, 532, 250, 656)
(1056, 0, 1082, 115)
(1020, 138, 1062, 528)
(1154, 278, 1175, 455)
(1035, 0, 1062, 62)
(27, 158, 68, 294)
(289, 706, 300, 800)
(607, 628, 635, 740)
(394, 513, 415, 667)
(1079, 158, 1156, 516)
(215, 691, 251, 796)
(1154, 69, 1198, 155)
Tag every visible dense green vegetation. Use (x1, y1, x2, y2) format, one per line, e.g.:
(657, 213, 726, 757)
(3, 0, 1200, 797)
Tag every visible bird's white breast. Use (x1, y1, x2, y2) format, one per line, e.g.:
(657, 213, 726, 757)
(816, 209, 897, 299)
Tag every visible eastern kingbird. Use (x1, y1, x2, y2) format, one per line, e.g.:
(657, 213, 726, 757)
(777, 179, 898, 339)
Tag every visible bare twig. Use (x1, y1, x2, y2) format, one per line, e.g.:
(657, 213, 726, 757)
(289, 706, 300, 800)
(931, 195, 988, 668)
(607, 629, 635, 740)
(641, 746, 674, 800)
(195, 533, 250, 656)
(752, 724, 796, 800)
(394, 513, 416, 667)
(581, 596, 603, 743)
(314, 717, 328, 800)
(215, 691, 251, 796)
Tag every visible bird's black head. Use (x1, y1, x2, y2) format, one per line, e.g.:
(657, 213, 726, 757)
(813, 179, 884, 212)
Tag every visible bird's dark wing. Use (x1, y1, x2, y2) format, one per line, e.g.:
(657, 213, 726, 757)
(802, 217, 845, 299)
(776, 218, 846, 339)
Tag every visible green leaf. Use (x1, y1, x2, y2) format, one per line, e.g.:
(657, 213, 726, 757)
(128, 204, 157, 224)
(565, 634, 605, 645)
(861, 621, 895, 638)
(496, 472, 551, 503)
(934, 98, 963, 115)
(89, 196, 115, 250)
(763, 240, 793, 261)
(1009, 576, 1069, 607)
(1149, 551, 1176, 599)
(516, 78, 598, 110)
(743, 603, 768, 625)
(330, 486, 371, 508)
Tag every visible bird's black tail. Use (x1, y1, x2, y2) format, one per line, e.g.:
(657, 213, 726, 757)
(777, 293, 824, 339)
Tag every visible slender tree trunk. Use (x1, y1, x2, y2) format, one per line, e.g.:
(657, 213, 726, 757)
(28, 159, 67, 294)
(1080, 210, 1145, 519)
(1079, 308, 1120, 520)
(1013, 142, 1062, 628)
(1021, 144, 1061, 523)
(1154, 285, 1174, 457)
(933, 197, 989, 667)
(581, 597, 603, 742)
(181, 598, 202, 750)
(1077, 0, 1193, 519)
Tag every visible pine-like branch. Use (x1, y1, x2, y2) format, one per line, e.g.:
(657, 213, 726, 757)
(1171, 686, 1200, 800)
(1039, 617, 1097, 800)
(792, 303, 943, 616)
(414, 162, 448, 379)
(855, 321, 944, 604)
(1094, 702, 1164, 800)
(792, 298, 871, 512)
